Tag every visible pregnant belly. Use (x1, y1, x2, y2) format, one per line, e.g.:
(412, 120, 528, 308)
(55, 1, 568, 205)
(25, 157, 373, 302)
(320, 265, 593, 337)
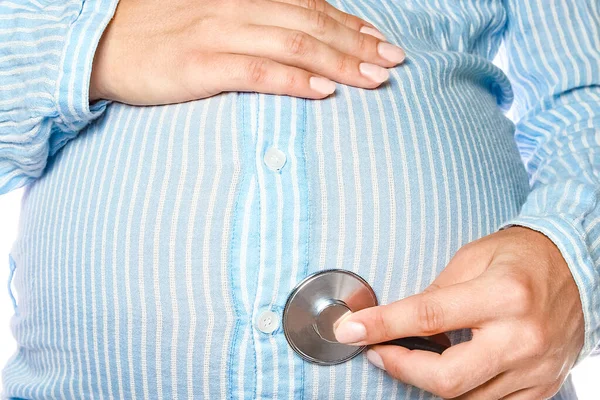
(5, 59, 529, 399)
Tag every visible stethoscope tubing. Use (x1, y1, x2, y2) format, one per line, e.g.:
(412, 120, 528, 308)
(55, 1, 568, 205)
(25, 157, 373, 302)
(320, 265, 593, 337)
(381, 337, 448, 354)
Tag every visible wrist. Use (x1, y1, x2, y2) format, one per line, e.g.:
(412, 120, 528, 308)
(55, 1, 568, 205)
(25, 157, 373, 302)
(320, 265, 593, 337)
(89, 68, 104, 103)
(500, 215, 595, 364)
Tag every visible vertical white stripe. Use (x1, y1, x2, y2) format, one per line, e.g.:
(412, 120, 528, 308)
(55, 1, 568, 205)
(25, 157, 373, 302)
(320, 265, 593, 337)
(138, 107, 169, 399)
(288, 96, 301, 289)
(238, 180, 256, 396)
(340, 83, 363, 400)
(315, 99, 328, 272)
(239, 180, 256, 314)
(185, 98, 211, 399)
(253, 94, 267, 399)
(312, 97, 327, 400)
(169, 105, 194, 399)
(220, 95, 241, 397)
(311, 365, 319, 400)
(202, 96, 226, 399)
(151, 104, 183, 399)
(269, 96, 283, 399)
(287, 96, 300, 400)
(357, 88, 381, 400)
(238, 327, 251, 400)
(331, 96, 345, 270)
(123, 107, 156, 400)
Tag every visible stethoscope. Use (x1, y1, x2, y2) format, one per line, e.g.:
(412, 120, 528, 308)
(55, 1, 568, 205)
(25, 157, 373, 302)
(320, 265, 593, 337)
(282, 269, 448, 365)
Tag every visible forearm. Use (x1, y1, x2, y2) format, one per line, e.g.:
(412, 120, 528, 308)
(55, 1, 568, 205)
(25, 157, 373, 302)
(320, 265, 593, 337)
(501, 0, 600, 361)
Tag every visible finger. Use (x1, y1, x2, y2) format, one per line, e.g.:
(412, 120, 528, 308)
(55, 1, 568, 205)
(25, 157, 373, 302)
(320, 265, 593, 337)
(271, 0, 384, 36)
(334, 276, 505, 345)
(426, 241, 496, 290)
(455, 371, 530, 400)
(187, 53, 337, 100)
(368, 338, 506, 399)
(248, 2, 405, 67)
(215, 25, 390, 88)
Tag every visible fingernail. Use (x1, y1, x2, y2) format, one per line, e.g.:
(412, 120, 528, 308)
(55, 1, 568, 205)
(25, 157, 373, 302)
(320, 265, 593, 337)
(359, 63, 390, 83)
(310, 76, 336, 95)
(378, 42, 406, 63)
(334, 320, 367, 344)
(360, 26, 387, 41)
(366, 349, 385, 370)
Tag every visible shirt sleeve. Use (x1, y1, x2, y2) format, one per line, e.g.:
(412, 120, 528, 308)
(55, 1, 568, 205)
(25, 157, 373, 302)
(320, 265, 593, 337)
(500, 0, 600, 363)
(0, 0, 119, 195)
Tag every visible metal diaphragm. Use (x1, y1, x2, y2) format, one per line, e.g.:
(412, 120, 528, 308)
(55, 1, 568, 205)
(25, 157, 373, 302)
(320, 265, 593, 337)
(282, 269, 378, 366)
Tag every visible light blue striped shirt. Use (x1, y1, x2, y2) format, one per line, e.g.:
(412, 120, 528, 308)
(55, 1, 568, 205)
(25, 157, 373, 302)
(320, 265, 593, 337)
(1, 0, 599, 399)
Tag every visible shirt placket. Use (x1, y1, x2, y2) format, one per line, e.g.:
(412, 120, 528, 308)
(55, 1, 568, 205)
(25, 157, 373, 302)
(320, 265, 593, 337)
(248, 94, 308, 399)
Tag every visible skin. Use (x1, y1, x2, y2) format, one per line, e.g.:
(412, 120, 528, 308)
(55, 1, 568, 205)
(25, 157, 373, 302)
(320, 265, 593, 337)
(89, 0, 586, 398)
(334, 227, 585, 399)
(89, 0, 407, 104)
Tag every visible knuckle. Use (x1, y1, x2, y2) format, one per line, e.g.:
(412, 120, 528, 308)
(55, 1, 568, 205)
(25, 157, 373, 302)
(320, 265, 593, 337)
(283, 72, 299, 91)
(310, 10, 330, 33)
(302, 0, 320, 11)
(285, 31, 311, 56)
(356, 32, 369, 52)
(539, 383, 562, 400)
(447, 245, 473, 269)
(415, 296, 445, 335)
(373, 307, 395, 340)
(524, 323, 550, 356)
(179, 52, 205, 95)
(247, 59, 269, 84)
(431, 368, 462, 398)
(503, 273, 535, 314)
(385, 359, 402, 380)
(334, 55, 353, 75)
(453, 242, 475, 261)
(537, 362, 562, 385)
(341, 12, 351, 27)
(546, 382, 563, 398)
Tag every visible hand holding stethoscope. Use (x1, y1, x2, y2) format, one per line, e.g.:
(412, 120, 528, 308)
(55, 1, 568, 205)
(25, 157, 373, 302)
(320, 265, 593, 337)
(329, 228, 584, 399)
(283, 269, 448, 366)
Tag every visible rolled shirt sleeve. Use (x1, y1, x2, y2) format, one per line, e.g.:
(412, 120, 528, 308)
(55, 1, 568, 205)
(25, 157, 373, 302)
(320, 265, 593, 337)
(0, 0, 119, 194)
(501, 0, 600, 362)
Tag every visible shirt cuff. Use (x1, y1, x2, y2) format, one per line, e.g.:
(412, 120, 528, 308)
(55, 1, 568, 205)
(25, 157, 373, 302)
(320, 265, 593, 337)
(53, 0, 119, 147)
(500, 213, 600, 365)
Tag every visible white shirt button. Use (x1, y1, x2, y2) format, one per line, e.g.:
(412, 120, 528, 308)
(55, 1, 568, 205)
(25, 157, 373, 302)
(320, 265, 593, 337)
(256, 310, 279, 334)
(264, 147, 286, 171)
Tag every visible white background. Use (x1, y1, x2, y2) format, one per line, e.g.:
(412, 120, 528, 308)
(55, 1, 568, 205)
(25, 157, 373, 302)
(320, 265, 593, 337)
(1, 189, 599, 398)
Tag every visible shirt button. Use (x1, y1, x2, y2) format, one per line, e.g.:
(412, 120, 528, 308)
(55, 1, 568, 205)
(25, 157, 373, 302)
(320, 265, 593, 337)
(264, 147, 286, 171)
(256, 310, 279, 334)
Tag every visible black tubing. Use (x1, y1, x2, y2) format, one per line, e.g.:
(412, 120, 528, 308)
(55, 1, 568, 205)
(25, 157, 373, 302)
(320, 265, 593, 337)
(381, 337, 448, 354)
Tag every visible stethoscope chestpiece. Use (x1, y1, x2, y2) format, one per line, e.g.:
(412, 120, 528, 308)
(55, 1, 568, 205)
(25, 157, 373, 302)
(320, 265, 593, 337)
(282, 269, 378, 366)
